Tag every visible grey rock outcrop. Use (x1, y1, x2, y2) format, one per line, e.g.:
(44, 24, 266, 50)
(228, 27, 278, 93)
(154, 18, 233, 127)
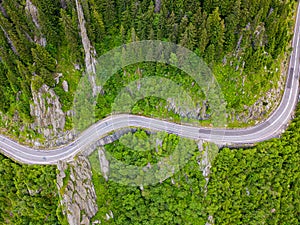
(25, 0, 47, 46)
(199, 141, 217, 225)
(60, 0, 67, 9)
(75, 0, 101, 96)
(57, 155, 98, 225)
(0, 2, 7, 17)
(197, 141, 219, 196)
(82, 128, 137, 156)
(166, 98, 208, 121)
(98, 147, 109, 181)
(0, 26, 18, 55)
(155, 0, 161, 13)
(206, 215, 215, 225)
(62, 80, 69, 92)
(30, 83, 75, 147)
(30, 84, 65, 138)
(25, 0, 40, 28)
(235, 67, 285, 124)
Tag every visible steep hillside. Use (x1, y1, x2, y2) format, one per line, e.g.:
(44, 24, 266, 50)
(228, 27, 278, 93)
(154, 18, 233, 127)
(0, 0, 296, 144)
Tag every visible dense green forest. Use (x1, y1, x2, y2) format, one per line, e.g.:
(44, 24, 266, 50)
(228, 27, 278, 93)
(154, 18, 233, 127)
(0, 154, 62, 224)
(206, 107, 300, 224)
(93, 0, 295, 125)
(89, 130, 208, 224)
(89, 106, 300, 224)
(0, 0, 299, 224)
(0, 0, 296, 133)
(1, 110, 299, 223)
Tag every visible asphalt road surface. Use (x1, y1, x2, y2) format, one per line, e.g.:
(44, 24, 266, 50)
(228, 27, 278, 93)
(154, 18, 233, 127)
(0, 5, 300, 165)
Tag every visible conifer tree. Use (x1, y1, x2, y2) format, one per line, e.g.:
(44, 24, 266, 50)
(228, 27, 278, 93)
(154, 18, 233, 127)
(206, 7, 225, 59)
(179, 23, 197, 50)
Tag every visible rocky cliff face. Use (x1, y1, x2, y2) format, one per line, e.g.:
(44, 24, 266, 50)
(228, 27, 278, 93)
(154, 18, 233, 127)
(26, 0, 102, 146)
(234, 66, 285, 124)
(198, 141, 218, 225)
(25, 0, 47, 46)
(75, 0, 101, 96)
(154, 0, 161, 13)
(30, 83, 75, 147)
(167, 98, 208, 121)
(57, 155, 98, 225)
(25, 0, 39, 28)
(30, 84, 65, 137)
(24, 0, 66, 146)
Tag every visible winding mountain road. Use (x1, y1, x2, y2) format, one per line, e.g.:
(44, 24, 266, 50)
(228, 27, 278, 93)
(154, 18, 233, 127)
(1, 5, 300, 165)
